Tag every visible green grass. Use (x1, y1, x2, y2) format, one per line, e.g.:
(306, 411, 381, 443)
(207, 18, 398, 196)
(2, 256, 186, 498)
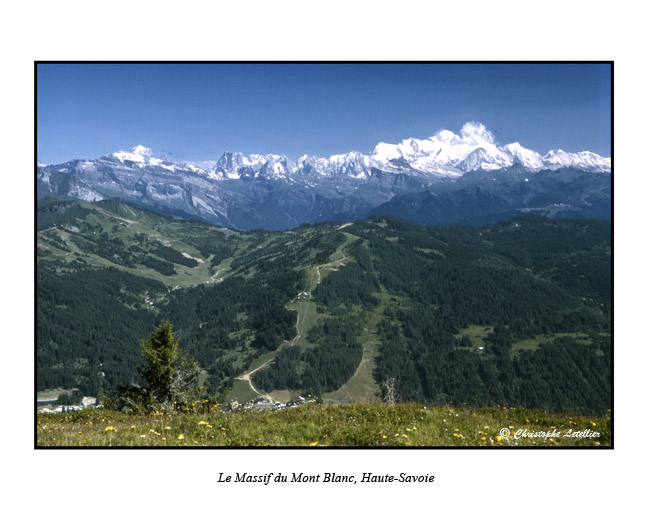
(37, 201, 245, 289)
(236, 234, 368, 401)
(454, 327, 600, 360)
(511, 332, 593, 356)
(37, 388, 67, 401)
(454, 325, 495, 349)
(285, 300, 328, 351)
(227, 379, 259, 403)
(245, 349, 279, 374)
(322, 339, 381, 404)
(36, 403, 611, 447)
(323, 304, 384, 404)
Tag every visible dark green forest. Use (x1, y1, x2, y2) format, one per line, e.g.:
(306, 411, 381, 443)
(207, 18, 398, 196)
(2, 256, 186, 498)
(37, 199, 611, 414)
(253, 316, 364, 394)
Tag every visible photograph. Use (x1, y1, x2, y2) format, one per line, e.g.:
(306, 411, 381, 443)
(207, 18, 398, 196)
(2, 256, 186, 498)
(35, 62, 612, 449)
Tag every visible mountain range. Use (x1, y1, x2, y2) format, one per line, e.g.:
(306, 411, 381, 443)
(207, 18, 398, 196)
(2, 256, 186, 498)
(37, 122, 611, 230)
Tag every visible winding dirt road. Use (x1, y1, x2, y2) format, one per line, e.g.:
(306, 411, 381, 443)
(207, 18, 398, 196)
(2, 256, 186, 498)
(233, 231, 353, 399)
(235, 358, 275, 398)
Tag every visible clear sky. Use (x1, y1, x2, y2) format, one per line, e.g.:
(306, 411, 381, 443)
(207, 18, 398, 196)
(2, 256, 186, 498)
(36, 63, 611, 164)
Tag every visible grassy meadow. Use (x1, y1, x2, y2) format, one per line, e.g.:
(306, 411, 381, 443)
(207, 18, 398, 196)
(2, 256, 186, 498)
(37, 403, 610, 447)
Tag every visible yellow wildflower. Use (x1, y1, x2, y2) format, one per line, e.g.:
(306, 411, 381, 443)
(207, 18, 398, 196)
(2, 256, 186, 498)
(104, 426, 117, 432)
(178, 434, 185, 440)
(309, 441, 319, 446)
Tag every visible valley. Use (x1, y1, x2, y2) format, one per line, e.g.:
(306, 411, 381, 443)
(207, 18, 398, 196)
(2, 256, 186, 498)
(37, 197, 611, 416)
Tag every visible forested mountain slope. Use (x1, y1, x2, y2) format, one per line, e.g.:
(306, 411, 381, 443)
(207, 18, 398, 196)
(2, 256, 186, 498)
(37, 198, 611, 414)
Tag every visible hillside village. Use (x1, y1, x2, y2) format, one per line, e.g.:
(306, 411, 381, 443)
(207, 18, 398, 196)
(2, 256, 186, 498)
(37, 394, 317, 414)
(37, 396, 98, 414)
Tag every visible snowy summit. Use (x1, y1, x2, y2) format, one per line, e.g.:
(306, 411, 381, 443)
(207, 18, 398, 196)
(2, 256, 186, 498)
(58, 121, 611, 183)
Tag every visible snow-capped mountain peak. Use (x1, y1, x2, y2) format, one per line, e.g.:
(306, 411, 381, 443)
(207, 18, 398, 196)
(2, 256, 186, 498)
(132, 145, 153, 156)
(503, 142, 544, 168)
(37, 121, 611, 232)
(542, 149, 610, 171)
(372, 122, 506, 175)
(370, 122, 609, 175)
(88, 121, 608, 182)
(111, 145, 155, 163)
(216, 151, 246, 171)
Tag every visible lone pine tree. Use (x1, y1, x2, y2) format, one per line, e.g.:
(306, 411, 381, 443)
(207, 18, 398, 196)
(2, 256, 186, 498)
(106, 321, 207, 412)
(139, 321, 205, 408)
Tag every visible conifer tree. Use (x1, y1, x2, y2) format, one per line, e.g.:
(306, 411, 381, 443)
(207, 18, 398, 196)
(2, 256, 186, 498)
(139, 321, 205, 410)
(104, 321, 207, 412)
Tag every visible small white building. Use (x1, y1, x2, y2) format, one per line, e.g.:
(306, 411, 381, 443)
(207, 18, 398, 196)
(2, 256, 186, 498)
(82, 396, 97, 408)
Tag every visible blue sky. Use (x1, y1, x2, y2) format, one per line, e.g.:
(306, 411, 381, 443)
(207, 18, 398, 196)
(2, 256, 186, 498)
(37, 63, 611, 164)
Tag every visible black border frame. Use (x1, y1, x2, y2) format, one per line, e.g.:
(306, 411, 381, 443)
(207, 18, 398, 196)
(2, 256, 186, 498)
(34, 60, 614, 450)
